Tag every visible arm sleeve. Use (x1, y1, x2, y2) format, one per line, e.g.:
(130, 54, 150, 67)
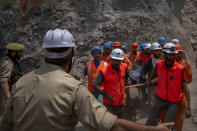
(74, 85, 117, 131)
(182, 69, 187, 83)
(82, 66, 87, 76)
(0, 97, 14, 131)
(93, 71, 104, 86)
(125, 68, 130, 86)
(185, 62, 192, 83)
(0, 60, 13, 84)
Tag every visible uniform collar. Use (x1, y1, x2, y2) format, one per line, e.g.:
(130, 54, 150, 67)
(162, 60, 178, 71)
(45, 63, 65, 72)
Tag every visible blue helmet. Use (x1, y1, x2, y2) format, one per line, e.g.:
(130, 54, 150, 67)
(158, 37, 166, 45)
(139, 43, 147, 50)
(91, 46, 102, 54)
(121, 45, 127, 53)
(104, 41, 112, 49)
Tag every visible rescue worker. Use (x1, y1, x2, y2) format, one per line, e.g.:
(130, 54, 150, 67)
(92, 48, 129, 118)
(0, 43, 24, 116)
(101, 41, 112, 63)
(121, 45, 128, 53)
(160, 43, 192, 131)
(145, 43, 189, 131)
(112, 41, 122, 49)
(129, 42, 139, 65)
(82, 46, 107, 103)
(0, 29, 173, 131)
(139, 43, 153, 64)
(140, 42, 162, 105)
(139, 43, 152, 99)
(158, 36, 166, 47)
(121, 45, 132, 71)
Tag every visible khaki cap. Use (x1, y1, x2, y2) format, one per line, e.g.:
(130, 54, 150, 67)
(6, 43, 24, 50)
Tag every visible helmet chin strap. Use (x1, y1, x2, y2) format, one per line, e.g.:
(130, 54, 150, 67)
(68, 49, 76, 73)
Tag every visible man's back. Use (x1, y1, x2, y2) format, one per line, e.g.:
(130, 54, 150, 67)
(11, 63, 80, 131)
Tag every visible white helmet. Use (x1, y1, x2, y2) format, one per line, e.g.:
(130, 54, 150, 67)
(151, 42, 161, 50)
(172, 39, 180, 44)
(145, 43, 151, 49)
(42, 29, 76, 48)
(42, 29, 76, 59)
(162, 43, 177, 54)
(110, 48, 124, 60)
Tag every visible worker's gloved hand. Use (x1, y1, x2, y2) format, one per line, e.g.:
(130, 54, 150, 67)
(106, 94, 114, 102)
(185, 106, 192, 118)
(157, 122, 174, 131)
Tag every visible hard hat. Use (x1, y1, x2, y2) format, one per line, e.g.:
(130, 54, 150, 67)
(172, 39, 180, 44)
(162, 43, 178, 54)
(112, 41, 122, 47)
(131, 42, 139, 51)
(91, 46, 102, 54)
(104, 41, 112, 49)
(6, 43, 24, 50)
(121, 45, 127, 52)
(158, 37, 166, 45)
(110, 48, 124, 60)
(151, 42, 161, 50)
(139, 43, 147, 50)
(145, 43, 151, 49)
(175, 43, 183, 52)
(42, 29, 76, 48)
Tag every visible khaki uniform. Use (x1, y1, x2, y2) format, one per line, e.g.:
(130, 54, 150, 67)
(0, 63, 117, 131)
(0, 56, 13, 87)
(0, 56, 23, 116)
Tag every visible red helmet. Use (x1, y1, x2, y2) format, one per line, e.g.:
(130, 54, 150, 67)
(112, 41, 122, 47)
(131, 42, 139, 51)
(175, 44, 183, 52)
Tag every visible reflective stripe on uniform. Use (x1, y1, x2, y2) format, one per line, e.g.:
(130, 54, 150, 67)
(88, 60, 97, 77)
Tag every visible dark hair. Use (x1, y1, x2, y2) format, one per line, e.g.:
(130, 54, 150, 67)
(45, 47, 73, 67)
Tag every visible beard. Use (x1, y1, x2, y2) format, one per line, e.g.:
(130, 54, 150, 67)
(165, 58, 174, 68)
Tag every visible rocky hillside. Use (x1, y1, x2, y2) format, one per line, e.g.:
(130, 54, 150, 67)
(0, 0, 196, 75)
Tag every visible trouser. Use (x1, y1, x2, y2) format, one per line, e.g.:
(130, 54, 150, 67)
(138, 86, 147, 100)
(0, 97, 7, 117)
(91, 92, 103, 103)
(146, 95, 178, 127)
(160, 95, 186, 131)
(104, 103, 124, 118)
(147, 86, 156, 105)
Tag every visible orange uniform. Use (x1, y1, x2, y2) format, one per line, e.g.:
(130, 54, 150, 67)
(101, 63, 127, 106)
(123, 54, 132, 70)
(160, 59, 192, 131)
(156, 60, 185, 103)
(86, 60, 107, 92)
(139, 52, 153, 64)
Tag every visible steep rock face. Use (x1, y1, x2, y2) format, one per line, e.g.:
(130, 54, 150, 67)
(0, 0, 194, 74)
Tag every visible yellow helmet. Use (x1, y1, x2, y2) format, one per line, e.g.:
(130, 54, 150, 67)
(6, 43, 24, 50)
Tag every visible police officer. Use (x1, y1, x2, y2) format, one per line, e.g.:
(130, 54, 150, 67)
(0, 43, 24, 115)
(0, 29, 173, 131)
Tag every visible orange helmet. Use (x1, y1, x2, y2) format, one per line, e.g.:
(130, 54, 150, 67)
(175, 44, 183, 52)
(112, 41, 122, 47)
(131, 42, 139, 51)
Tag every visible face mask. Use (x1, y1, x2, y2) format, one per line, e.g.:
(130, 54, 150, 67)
(68, 56, 76, 73)
(15, 52, 21, 60)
